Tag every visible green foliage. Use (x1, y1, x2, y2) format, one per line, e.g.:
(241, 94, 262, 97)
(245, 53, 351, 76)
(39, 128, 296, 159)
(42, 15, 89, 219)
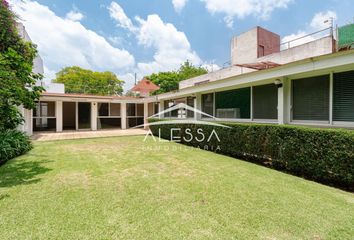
(0, 129, 32, 164)
(149, 119, 354, 190)
(54, 66, 124, 95)
(0, 0, 43, 130)
(146, 60, 207, 95)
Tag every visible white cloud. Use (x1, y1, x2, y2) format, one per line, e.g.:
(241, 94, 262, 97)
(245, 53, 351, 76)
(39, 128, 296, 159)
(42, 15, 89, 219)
(10, 0, 135, 85)
(108, 2, 136, 32)
(65, 10, 84, 21)
(310, 10, 337, 30)
(108, 2, 204, 79)
(135, 14, 201, 76)
(172, 0, 188, 13)
(200, 0, 292, 28)
(281, 10, 337, 49)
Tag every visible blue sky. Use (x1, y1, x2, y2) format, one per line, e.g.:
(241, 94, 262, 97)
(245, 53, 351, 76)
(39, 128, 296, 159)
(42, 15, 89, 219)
(9, 0, 353, 91)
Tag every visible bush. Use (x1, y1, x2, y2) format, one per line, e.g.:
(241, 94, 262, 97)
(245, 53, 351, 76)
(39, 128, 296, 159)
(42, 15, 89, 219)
(148, 119, 354, 190)
(0, 129, 32, 164)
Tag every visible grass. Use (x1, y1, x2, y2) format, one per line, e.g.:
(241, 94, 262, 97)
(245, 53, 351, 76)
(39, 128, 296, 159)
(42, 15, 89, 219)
(0, 136, 353, 239)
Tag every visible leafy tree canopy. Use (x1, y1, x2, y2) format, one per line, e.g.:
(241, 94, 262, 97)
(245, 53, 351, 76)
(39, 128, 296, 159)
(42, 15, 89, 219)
(0, 0, 43, 130)
(146, 60, 207, 95)
(53, 66, 124, 96)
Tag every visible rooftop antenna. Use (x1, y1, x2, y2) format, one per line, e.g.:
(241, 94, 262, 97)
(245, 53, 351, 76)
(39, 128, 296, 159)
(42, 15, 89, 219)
(134, 73, 137, 85)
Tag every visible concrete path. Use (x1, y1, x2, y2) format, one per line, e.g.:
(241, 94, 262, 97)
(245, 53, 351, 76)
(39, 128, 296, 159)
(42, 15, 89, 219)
(32, 129, 148, 141)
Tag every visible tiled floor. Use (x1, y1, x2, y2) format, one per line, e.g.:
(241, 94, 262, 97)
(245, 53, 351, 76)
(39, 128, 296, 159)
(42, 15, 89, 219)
(32, 129, 148, 141)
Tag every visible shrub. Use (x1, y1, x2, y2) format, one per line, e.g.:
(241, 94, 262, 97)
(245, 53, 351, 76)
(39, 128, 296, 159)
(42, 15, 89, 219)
(0, 129, 32, 164)
(148, 119, 354, 190)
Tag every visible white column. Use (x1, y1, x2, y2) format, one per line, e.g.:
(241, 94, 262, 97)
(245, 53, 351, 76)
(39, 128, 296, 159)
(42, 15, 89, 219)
(195, 93, 202, 120)
(277, 77, 290, 124)
(24, 109, 33, 136)
(144, 102, 148, 129)
(121, 102, 127, 129)
(91, 102, 97, 131)
(158, 100, 164, 119)
(17, 105, 25, 132)
(56, 101, 63, 132)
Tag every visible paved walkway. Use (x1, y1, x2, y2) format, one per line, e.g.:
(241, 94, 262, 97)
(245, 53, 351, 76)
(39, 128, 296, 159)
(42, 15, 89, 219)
(32, 129, 148, 141)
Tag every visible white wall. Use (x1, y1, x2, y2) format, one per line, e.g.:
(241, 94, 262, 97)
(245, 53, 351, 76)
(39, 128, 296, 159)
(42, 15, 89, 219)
(44, 83, 65, 94)
(258, 36, 334, 65)
(231, 28, 258, 65)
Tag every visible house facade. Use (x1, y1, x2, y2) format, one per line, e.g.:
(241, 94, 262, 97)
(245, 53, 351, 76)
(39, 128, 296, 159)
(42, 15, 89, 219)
(19, 25, 354, 135)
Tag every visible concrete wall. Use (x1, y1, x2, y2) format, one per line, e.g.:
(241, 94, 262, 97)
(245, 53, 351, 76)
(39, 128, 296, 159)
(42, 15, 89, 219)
(231, 27, 280, 65)
(180, 36, 334, 90)
(17, 23, 44, 77)
(179, 66, 255, 89)
(231, 27, 258, 65)
(258, 36, 334, 64)
(257, 27, 280, 58)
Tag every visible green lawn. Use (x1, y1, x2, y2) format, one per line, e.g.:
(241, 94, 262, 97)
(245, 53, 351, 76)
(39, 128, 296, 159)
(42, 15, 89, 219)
(0, 136, 353, 239)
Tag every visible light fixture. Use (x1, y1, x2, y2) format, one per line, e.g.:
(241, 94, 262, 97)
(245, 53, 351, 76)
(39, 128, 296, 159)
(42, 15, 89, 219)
(274, 79, 283, 88)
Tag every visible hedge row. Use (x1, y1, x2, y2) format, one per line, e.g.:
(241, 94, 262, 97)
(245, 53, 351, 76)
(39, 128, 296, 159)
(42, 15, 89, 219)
(148, 119, 354, 190)
(0, 129, 32, 164)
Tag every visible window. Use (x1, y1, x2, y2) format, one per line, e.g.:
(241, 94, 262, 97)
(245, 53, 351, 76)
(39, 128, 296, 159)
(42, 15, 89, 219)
(98, 103, 109, 116)
(292, 75, 329, 121)
(127, 103, 136, 117)
(126, 103, 144, 128)
(164, 100, 178, 118)
(110, 103, 120, 116)
(253, 84, 278, 119)
(201, 93, 214, 118)
(333, 70, 354, 122)
(33, 101, 56, 131)
(137, 104, 144, 116)
(258, 45, 265, 57)
(163, 98, 194, 118)
(154, 103, 159, 115)
(215, 87, 251, 119)
(186, 97, 195, 118)
(97, 103, 121, 129)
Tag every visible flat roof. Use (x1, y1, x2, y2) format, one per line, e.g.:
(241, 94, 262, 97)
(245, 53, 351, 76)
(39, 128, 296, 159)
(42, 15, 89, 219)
(41, 92, 140, 100)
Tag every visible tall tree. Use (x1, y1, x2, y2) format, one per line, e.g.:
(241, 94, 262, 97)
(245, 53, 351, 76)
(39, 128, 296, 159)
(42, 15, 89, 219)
(0, 0, 43, 130)
(146, 60, 207, 95)
(53, 66, 124, 96)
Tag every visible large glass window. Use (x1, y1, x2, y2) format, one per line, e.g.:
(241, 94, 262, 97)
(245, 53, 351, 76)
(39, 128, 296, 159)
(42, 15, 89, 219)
(186, 97, 195, 118)
(110, 103, 120, 116)
(126, 103, 144, 128)
(98, 103, 109, 116)
(33, 101, 56, 131)
(215, 87, 251, 119)
(154, 103, 159, 115)
(97, 103, 121, 129)
(333, 70, 354, 122)
(292, 75, 329, 121)
(201, 93, 214, 118)
(137, 104, 144, 116)
(127, 103, 136, 116)
(163, 97, 194, 118)
(164, 100, 178, 117)
(253, 84, 278, 119)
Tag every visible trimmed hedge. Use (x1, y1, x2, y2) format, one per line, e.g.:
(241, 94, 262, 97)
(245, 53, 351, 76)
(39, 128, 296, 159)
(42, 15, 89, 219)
(0, 129, 32, 164)
(148, 119, 354, 190)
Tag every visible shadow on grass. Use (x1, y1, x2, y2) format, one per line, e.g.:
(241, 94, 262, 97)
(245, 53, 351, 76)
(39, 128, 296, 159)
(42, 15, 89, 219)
(0, 158, 52, 188)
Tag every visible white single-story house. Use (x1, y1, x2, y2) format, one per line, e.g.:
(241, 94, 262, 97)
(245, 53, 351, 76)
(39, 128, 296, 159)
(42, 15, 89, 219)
(18, 25, 354, 135)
